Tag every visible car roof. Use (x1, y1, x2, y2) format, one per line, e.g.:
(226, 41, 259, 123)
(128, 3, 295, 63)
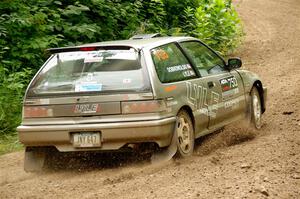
(81, 37, 193, 48)
(48, 36, 196, 53)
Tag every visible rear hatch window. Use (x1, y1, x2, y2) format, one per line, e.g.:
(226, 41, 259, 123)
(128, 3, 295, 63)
(28, 48, 150, 96)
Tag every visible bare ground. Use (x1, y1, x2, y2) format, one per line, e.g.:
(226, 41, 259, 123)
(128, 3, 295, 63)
(1, 0, 300, 198)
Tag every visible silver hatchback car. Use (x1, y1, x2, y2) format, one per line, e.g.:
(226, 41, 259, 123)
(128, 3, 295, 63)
(18, 35, 267, 171)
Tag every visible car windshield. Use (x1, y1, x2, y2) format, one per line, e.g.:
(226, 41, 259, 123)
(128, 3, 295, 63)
(29, 49, 149, 95)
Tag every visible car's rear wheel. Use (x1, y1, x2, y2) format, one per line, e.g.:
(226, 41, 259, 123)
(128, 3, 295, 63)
(175, 110, 194, 158)
(250, 87, 262, 129)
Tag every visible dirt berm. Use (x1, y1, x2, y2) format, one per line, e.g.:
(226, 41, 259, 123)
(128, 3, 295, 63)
(0, 0, 299, 198)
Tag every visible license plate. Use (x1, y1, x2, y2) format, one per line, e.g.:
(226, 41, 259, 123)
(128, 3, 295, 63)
(73, 132, 101, 148)
(74, 104, 99, 114)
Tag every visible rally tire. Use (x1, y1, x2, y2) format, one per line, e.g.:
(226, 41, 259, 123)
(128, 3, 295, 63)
(250, 87, 262, 129)
(175, 110, 195, 158)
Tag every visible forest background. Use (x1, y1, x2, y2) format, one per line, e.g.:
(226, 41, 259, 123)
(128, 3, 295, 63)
(0, 0, 243, 154)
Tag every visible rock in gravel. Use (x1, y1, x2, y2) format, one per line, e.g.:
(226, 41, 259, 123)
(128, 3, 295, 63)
(54, 184, 60, 188)
(240, 163, 251, 169)
(263, 176, 269, 182)
(255, 186, 269, 197)
(282, 111, 294, 115)
(291, 174, 300, 179)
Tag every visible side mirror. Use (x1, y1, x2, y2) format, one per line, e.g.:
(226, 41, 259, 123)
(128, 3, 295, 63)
(226, 57, 242, 70)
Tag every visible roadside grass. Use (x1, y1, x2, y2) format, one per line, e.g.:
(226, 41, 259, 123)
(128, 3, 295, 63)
(0, 133, 23, 155)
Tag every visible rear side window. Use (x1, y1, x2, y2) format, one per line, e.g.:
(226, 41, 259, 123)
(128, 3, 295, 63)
(151, 43, 196, 83)
(28, 49, 149, 95)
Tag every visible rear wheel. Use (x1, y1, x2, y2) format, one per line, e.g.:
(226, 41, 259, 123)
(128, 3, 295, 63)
(250, 87, 262, 129)
(175, 110, 194, 157)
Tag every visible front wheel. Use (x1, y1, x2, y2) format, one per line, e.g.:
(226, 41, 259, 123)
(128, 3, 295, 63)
(175, 110, 195, 158)
(250, 87, 262, 129)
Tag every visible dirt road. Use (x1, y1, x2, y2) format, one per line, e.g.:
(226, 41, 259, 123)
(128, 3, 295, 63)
(1, 0, 299, 198)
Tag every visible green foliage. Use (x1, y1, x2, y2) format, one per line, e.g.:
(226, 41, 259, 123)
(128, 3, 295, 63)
(0, 69, 33, 134)
(193, 0, 243, 54)
(0, 133, 23, 155)
(0, 0, 243, 143)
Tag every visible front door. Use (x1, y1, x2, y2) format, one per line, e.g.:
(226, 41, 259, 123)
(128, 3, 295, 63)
(179, 41, 246, 129)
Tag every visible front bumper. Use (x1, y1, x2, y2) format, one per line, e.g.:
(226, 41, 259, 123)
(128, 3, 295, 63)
(17, 117, 176, 152)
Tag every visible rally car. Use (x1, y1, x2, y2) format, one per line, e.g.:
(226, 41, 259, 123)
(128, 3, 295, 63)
(17, 34, 267, 171)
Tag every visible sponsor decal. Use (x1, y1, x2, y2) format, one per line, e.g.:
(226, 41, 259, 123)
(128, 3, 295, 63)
(182, 70, 195, 77)
(186, 82, 220, 118)
(166, 64, 192, 73)
(75, 82, 102, 92)
(165, 64, 195, 78)
(222, 88, 239, 100)
(73, 104, 100, 114)
(86, 73, 94, 81)
(165, 85, 177, 92)
(224, 98, 240, 109)
(153, 49, 169, 61)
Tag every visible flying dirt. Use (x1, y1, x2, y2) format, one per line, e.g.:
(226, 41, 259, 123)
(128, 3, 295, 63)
(0, 0, 299, 198)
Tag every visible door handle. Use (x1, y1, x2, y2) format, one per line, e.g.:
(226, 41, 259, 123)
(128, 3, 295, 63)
(207, 81, 215, 88)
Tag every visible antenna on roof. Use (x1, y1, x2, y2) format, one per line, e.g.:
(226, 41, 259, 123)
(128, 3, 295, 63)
(129, 33, 161, 40)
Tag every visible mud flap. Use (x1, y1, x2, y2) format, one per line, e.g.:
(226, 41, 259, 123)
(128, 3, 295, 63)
(151, 117, 178, 164)
(24, 147, 46, 172)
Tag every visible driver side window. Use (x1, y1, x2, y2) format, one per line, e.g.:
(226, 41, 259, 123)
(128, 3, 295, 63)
(180, 41, 226, 77)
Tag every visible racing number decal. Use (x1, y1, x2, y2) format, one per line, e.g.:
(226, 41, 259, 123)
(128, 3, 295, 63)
(219, 76, 239, 100)
(220, 76, 238, 91)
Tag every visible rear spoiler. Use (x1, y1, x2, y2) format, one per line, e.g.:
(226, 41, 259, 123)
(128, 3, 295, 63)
(47, 45, 139, 53)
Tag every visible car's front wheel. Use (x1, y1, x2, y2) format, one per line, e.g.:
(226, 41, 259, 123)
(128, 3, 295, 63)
(250, 87, 262, 129)
(175, 110, 195, 157)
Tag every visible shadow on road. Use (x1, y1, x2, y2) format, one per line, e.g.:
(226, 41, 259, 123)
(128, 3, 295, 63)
(44, 150, 151, 172)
